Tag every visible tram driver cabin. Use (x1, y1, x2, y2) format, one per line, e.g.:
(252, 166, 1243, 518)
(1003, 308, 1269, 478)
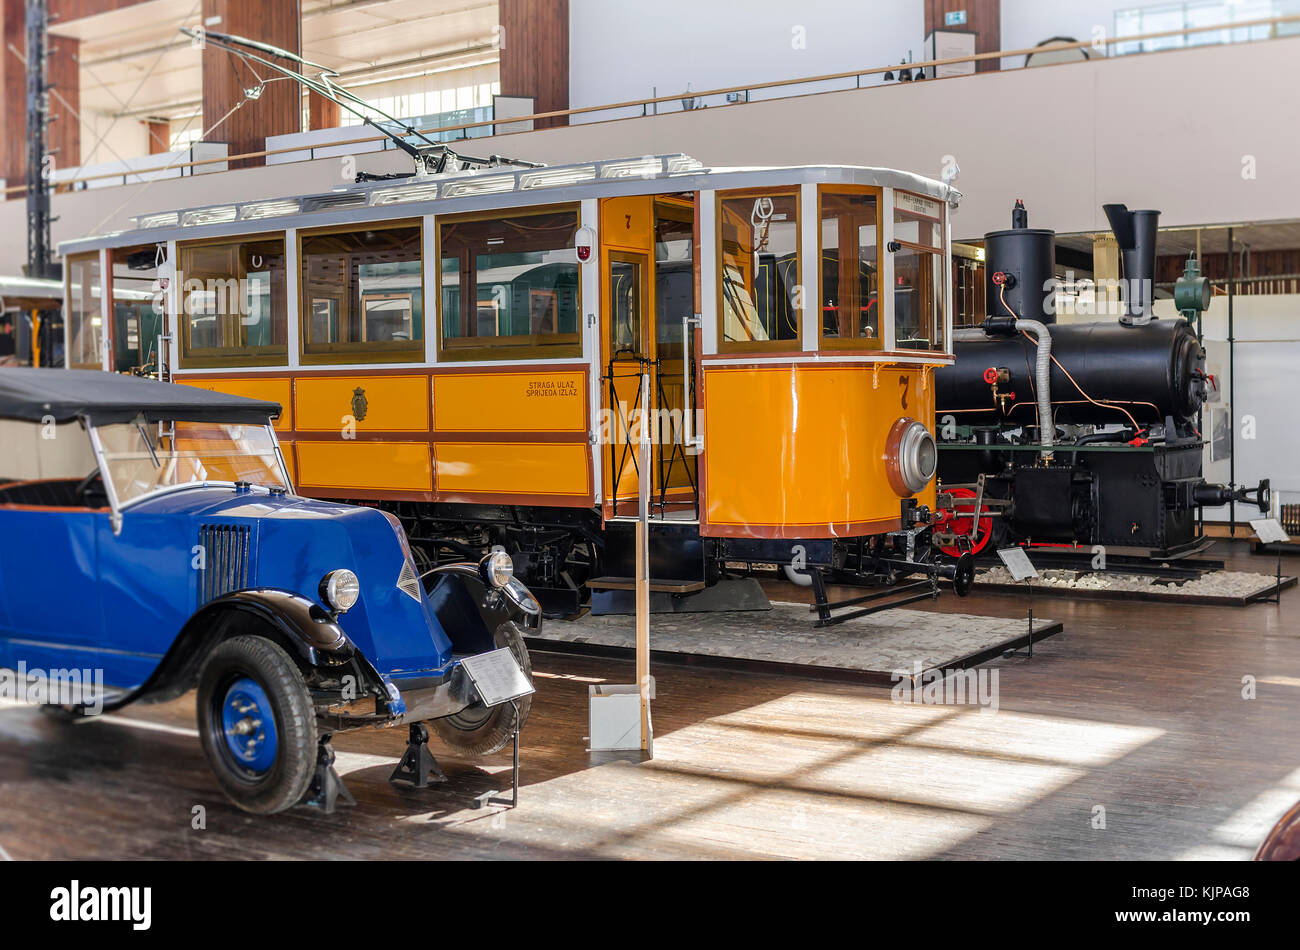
(58, 155, 960, 615)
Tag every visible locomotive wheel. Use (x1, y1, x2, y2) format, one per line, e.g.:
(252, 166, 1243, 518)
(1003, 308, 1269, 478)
(937, 487, 994, 558)
(952, 552, 976, 597)
(432, 621, 532, 756)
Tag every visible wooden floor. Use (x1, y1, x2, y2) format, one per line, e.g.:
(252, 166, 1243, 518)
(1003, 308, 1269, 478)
(1, 540, 1297, 860)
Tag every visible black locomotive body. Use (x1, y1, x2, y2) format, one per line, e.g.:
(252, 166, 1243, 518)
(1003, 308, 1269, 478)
(935, 201, 1267, 560)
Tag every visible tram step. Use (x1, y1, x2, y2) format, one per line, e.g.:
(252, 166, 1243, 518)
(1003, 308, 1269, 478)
(586, 576, 707, 595)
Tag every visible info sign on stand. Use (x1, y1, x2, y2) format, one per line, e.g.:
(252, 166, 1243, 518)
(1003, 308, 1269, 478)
(997, 547, 1040, 658)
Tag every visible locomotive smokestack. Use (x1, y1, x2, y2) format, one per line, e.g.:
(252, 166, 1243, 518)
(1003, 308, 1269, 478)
(1103, 203, 1161, 326)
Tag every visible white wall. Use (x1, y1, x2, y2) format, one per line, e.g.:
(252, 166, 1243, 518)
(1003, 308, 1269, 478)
(78, 110, 152, 168)
(568, 0, 925, 121)
(1155, 293, 1300, 518)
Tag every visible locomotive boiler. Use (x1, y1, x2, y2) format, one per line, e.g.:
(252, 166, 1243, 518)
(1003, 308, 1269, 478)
(934, 200, 1269, 559)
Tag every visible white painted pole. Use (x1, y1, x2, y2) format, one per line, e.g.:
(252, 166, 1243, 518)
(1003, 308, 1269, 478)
(636, 369, 652, 755)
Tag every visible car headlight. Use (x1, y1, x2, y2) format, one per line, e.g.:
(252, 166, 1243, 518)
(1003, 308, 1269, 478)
(479, 550, 514, 588)
(319, 569, 360, 614)
(885, 417, 938, 497)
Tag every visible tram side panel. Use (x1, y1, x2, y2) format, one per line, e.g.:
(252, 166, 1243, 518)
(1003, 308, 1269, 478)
(178, 367, 593, 506)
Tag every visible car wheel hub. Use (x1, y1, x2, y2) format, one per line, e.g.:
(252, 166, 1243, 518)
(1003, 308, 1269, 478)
(220, 677, 278, 774)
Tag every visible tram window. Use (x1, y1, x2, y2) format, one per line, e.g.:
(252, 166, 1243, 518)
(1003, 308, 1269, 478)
(717, 190, 800, 351)
(438, 207, 581, 361)
(891, 191, 946, 352)
(110, 244, 166, 376)
(310, 298, 339, 343)
(300, 224, 423, 363)
(654, 203, 694, 357)
(178, 237, 287, 367)
(819, 189, 881, 350)
(893, 246, 946, 352)
(66, 253, 103, 370)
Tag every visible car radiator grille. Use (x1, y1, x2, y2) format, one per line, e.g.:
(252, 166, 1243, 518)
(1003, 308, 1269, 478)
(198, 524, 251, 606)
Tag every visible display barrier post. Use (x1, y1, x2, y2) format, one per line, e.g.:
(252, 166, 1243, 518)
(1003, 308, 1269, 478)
(637, 371, 654, 756)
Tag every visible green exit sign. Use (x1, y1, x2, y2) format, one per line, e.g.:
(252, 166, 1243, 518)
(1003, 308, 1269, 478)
(945, 10, 967, 26)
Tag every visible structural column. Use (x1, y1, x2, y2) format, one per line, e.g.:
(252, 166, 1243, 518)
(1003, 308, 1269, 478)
(499, 0, 569, 128)
(200, 0, 301, 167)
(2, 1, 80, 195)
(308, 92, 339, 131)
(925, 0, 1001, 73)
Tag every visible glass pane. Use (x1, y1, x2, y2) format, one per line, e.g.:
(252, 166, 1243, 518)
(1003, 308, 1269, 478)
(719, 192, 800, 346)
(655, 207, 694, 356)
(893, 192, 943, 250)
(179, 238, 286, 362)
(439, 209, 581, 357)
(66, 255, 103, 369)
(110, 245, 165, 376)
(820, 190, 880, 347)
(96, 421, 287, 506)
(609, 259, 642, 356)
(301, 226, 423, 354)
(894, 247, 945, 352)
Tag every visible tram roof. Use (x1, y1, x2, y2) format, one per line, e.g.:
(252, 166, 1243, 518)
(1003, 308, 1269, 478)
(57, 155, 959, 256)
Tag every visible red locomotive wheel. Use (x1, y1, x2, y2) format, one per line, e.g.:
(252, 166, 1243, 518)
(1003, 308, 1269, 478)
(936, 487, 994, 558)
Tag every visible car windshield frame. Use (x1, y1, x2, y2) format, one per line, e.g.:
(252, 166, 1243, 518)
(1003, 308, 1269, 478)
(87, 416, 293, 529)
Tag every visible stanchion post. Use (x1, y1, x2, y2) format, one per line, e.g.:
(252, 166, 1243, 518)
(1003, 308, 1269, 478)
(637, 371, 653, 755)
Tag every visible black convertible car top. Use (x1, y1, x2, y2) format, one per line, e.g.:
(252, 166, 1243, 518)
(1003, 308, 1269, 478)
(0, 368, 281, 426)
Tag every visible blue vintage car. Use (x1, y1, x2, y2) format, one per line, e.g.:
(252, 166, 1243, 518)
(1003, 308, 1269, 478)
(0, 368, 538, 814)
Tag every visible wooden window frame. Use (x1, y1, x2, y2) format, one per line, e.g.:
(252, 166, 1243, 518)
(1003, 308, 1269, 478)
(298, 219, 425, 366)
(890, 189, 947, 353)
(817, 184, 884, 352)
(177, 234, 289, 369)
(361, 290, 416, 343)
(715, 187, 803, 354)
(891, 244, 946, 354)
(436, 203, 583, 363)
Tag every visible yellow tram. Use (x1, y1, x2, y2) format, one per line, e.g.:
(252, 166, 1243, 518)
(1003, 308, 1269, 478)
(59, 154, 968, 617)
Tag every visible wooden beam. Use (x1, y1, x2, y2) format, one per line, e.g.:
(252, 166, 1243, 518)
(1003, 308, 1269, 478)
(499, 0, 569, 129)
(308, 91, 340, 131)
(926, 0, 1001, 73)
(200, 0, 301, 168)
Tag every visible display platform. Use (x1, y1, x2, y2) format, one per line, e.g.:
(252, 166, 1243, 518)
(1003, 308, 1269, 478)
(527, 604, 1062, 686)
(974, 566, 1295, 607)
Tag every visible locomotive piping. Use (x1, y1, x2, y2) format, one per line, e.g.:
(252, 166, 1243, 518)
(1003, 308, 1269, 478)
(1015, 319, 1055, 460)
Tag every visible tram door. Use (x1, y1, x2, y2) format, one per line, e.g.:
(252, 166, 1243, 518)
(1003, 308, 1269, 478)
(599, 196, 699, 519)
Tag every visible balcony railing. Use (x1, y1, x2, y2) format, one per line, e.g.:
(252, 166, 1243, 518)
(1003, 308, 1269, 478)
(12, 10, 1300, 199)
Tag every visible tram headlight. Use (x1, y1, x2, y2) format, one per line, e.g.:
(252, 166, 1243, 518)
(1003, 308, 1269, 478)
(886, 418, 938, 497)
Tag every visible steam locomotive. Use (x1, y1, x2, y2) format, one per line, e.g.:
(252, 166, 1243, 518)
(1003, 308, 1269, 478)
(934, 201, 1269, 560)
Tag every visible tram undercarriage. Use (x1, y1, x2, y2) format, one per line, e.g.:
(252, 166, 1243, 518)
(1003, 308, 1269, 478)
(373, 499, 974, 624)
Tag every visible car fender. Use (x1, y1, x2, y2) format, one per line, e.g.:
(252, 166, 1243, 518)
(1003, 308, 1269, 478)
(424, 564, 538, 655)
(117, 589, 358, 710)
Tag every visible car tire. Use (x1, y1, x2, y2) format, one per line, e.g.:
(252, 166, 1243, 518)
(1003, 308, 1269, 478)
(197, 635, 317, 815)
(432, 620, 532, 757)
